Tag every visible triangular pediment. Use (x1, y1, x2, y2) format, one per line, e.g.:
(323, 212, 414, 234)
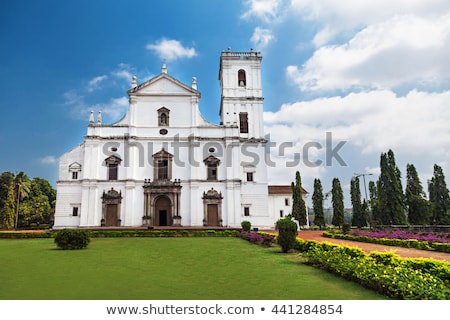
(128, 73, 200, 97)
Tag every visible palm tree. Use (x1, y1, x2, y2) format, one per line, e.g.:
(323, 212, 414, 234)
(14, 172, 31, 229)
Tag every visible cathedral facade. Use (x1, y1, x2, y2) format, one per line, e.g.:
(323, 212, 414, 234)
(54, 49, 303, 229)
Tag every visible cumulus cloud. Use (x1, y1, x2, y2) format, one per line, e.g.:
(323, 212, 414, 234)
(146, 38, 197, 62)
(290, 0, 450, 46)
(251, 27, 275, 48)
(286, 14, 450, 92)
(241, 0, 281, 22)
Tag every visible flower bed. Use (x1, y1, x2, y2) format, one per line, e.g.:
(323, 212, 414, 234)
(239, 231, 276, 247)
(350, 229, 450, 243)
(323, 230, 450, 253)
(294, 238, 450, 299)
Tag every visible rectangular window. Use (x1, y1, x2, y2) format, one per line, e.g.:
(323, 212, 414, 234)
(239, 112, 248, 133)
(108, 164, 118, 180)
(280, 210, 284, 217)
(72, 171, 78, 180)
(207, 165, 218, 181)
(244, 207, 250, 216)
(285, 198, 289, 206)
(72, 207, 79, 217)
(246, 172, 253, 182)
(157, 160, 168, 180)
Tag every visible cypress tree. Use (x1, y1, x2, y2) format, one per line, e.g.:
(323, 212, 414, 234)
(377, 150, 406, 224)
(405, 164, 430, 225)
(428, 164, 450, 225)
(351, 176, 366, 227)
(331, 177, 345, 228)
(312, 178, 325, 229)
(368, 180, 380, 226)
(291, 171, 307, 227)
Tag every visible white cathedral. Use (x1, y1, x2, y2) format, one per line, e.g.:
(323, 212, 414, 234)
(54, 49, 307, 229)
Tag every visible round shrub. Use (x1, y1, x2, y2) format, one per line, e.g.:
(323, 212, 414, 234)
(275, 217, 298, 253)
(241, 220, 251, 232)
(54, 229, 91, 250)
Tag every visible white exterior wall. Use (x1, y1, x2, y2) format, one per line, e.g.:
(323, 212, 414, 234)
(54, 50, 285, 229)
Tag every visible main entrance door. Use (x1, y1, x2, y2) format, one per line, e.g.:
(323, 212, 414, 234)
(155, 196, 171, 226)
(207, 204, 219, 227)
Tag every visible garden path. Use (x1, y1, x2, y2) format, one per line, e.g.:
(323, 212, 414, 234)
(294, 230, 450, 263)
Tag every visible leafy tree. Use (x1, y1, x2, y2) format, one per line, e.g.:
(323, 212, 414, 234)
(351, 176, 366, 227)
(19, 195, 52, 228)
(13, 172, 31, 229)
(331, 178, 345, 228)
(312, 178, 325, 229)
(0, 172, 15, 229)
(405, 164, 430, 225)
(428, 164, 450, 225)
(377, 150, 406, 224)
(0, 181, 16, 229)
(368, 181, 380, 225)
(291, 171, 307, 227)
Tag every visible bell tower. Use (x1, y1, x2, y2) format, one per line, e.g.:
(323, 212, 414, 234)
(219, 48, 264, 138)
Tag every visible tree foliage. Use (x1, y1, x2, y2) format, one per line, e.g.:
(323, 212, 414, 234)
(351, 177, 366, 227)
(331, 178, 345, 228)
(291, 171, 307, 227)
(312, 178, 325, 229)
(0, 171, 55, 229)
(405, 164, 430, 225)
(428, 164, 450, 225)
(377, 150, 406, 225)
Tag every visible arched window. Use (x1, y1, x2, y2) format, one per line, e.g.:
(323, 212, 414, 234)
(158, 107, 170, 126)
(105, 155, 121, 181)
(238, 69, 246, 87)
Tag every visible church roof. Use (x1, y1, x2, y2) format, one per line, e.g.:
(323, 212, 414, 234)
(268, 185, 308, 195)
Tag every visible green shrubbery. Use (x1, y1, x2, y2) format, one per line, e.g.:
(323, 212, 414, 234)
(275, 217, 298, 252)
(294, 238, 450, 299)
(241, 220, 251, 231)
(54, 229, 91, 250)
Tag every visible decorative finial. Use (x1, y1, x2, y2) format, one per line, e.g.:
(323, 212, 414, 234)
(131, 76, 137, 88)
(192, 77, 197, 90)
(89, 111, 94, 124)
(162, 64, 167, 74)
(97, 111, 102, 124)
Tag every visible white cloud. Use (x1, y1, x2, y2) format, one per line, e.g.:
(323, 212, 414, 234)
(87, 75, 108, 92)
(99, 97, 129, 120)
(290, 0, 450, 46)
(241, 0, 281, 22)
(286, 14, 450, 92)
(112, 63, 133, 81)
(146, 38, 197, 62)
(39, 156, 57, 164)
(251, 27, 275, 48)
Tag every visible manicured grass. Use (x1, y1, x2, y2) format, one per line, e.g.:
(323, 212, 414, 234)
(0, 237, 385, 300)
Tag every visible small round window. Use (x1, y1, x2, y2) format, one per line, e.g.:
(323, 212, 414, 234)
(208, 147, 215, 153)
(159, 129, 168, 135)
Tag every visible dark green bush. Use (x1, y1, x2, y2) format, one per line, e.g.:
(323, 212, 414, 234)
(54, 229, 91, 250)
(241, 220, 251, 231)
(342, 224, 351, 234)
(275, 218, 298, 253)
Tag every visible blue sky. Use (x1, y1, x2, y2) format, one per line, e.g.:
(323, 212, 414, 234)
(1, 0, 450, 208)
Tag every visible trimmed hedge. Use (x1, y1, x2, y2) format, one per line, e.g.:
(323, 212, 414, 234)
(294, 238, 450, 300)
(323, 231, 450, 253)
(0, 229, 240, 239)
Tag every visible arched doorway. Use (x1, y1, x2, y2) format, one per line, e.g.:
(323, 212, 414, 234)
(154, 196, 171, 226)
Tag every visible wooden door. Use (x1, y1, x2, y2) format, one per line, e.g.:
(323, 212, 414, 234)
(207, 204, 219, 226)
(105, 204, 118, 226)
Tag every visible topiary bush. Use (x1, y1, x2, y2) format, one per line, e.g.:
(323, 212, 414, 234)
(275, 217, 298, 253)
(241, 220, 251, 231)
(54, 229, 91, 250)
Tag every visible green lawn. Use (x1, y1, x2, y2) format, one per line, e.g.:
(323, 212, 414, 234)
(0, 237, 385, 300)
